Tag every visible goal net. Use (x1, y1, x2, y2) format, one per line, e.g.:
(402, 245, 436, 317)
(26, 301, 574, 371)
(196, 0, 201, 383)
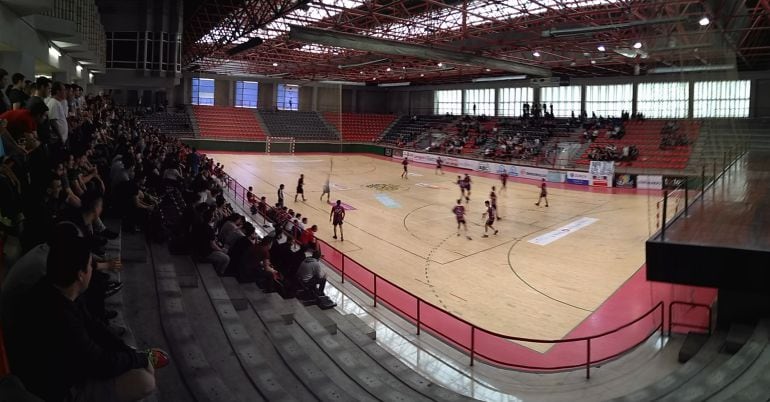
(266, 136, 296, 154)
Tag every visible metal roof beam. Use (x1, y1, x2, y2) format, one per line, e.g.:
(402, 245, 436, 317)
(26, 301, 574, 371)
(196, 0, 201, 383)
(288, 25, 551, 77)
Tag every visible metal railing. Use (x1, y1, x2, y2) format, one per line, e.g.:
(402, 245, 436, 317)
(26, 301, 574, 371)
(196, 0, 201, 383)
(219, 170, 667, 379)
(669, 301, 713, 336)
(656, 143, 747, 241)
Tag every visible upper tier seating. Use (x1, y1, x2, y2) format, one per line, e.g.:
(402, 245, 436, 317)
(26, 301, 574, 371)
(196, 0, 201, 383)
(258, 110, 339, 140)
(139, 111, 194, 136)
(192, 105, 267, 140)
(321, 112, 397, 142)
(576, 120, 701, 170)
(380, 115, 457, 145)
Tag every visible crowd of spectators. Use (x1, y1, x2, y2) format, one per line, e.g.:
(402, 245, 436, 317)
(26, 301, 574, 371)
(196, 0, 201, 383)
(660, 120, 690, 149)
(0, 71, 175, 401)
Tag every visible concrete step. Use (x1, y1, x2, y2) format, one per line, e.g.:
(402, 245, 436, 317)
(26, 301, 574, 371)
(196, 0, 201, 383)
(658, 321, 769, 402)
(241, 284, 358, 402)
(292, 301, 431, 402)
(149, 244, 240, 402)
(324, 311, 478, 401)
(196, 263, 298, 402)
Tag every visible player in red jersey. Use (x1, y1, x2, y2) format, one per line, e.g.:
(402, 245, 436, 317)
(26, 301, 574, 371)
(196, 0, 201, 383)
(490, 186, 501, 220)
(329, 200, 346, 241)
(435, 157, 444, 175)
(452, 199, 471, 240)
(401, 157, 409, 179)
(535, 178, 549, 207)
(482, 200, 498, 237)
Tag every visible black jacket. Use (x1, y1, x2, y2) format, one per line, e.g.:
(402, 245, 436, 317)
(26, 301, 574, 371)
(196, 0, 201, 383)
(3, 279, 148, 401)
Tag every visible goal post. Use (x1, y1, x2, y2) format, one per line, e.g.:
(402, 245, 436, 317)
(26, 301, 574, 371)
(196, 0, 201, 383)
(266, 136, 296, 154)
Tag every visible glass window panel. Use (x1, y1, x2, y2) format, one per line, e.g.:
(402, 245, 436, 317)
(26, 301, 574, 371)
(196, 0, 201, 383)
(191, 78, 215, 105)
(277, 84, 299, 110)
(464, 88, 495, 116)
(637, 82, 689, 118)
(693, 80, 750, 118)
(235, 81, 259, 108)
(540, 86, 581, 117)
(498, 87, 533, 117)
(434, 90, 462, 115)
(585, 84, 632, 118)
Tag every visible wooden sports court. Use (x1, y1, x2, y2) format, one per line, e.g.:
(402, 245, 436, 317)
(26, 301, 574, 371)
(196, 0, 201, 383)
(211, 152, 654, 352)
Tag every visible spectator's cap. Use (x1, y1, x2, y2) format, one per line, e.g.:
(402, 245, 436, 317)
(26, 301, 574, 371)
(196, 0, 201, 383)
(27, 97, 49, 116)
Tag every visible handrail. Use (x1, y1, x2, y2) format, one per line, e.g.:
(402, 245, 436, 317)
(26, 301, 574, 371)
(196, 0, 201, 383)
(217, 167, 667, 379)
(669, 301, 712, 336)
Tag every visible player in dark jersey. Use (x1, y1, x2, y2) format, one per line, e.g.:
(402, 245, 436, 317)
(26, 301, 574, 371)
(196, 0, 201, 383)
(500, 171, 508, 191)
(463, 174, 472, 203)
(452, 199, 471, 240)
(435, 157, 444, 175)
(330, 200, 346, 241)
(401, 157, 409, 179)
(535, 178, 549, 207)
(482, 200, 498, 237)
(490, 186, 501, 220)
(295, 173, 306, 202)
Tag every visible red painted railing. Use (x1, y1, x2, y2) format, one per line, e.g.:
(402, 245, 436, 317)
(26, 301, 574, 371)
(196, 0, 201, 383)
(219, 171, 665, 379)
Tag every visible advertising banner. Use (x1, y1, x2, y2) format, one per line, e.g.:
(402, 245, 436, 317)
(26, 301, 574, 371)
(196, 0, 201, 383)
(519, 166, 549, 180)
(614, 174, 636, 188)
(637, 175, 663, 190)
(566, 171, 591, 185)
(547, 171, 566, 183)
(589, 161, 615, 176)
(591, 175, 613, 187)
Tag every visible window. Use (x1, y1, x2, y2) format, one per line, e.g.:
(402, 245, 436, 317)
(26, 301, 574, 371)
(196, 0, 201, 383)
(497, 87, 533, 117)
(277, 84, 299, 111)
(540, 86, 581, 118)
(191, 78, 214, 105)
(434, 90, 462, 115)
(585, 84, 632, 117)
(637, 82, 689, 118)
(694, 80, 751, 118)
(464, 89, 495, 116)
(235, 81, 259, 108)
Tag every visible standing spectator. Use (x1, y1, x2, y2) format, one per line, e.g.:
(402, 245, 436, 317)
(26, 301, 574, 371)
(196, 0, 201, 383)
(187, 147, 200, 176)
(0, 69, 11, 114)
(6, 73, 28, 110)
(46, 81, 69, 146)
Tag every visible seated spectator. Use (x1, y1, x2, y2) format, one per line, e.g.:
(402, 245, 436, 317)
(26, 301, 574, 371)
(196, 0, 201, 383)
(223, 222, 256, 278)
(2, 227, 164, 402)
(297, 249, 326, 297)
(218, 213, 244, 249)
(192, 209, 230, 274)
(298, 224, 318, 251)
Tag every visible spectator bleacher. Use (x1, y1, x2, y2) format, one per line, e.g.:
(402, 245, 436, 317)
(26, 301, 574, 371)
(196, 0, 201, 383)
(321, 112, 397, 142)
(380, 115, 457, 145)
(139, 111, 194, 137)
(258, 110, 339, 140)
(192, 105, 267, 140)
(576, 119, 701, 170)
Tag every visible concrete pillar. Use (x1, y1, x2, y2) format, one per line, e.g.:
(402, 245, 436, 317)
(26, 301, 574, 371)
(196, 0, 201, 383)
(688, 81, 695, 119)
(631, 83, 638, 115)
(311, 86, 318, 111)
(0, 51, 36, 80)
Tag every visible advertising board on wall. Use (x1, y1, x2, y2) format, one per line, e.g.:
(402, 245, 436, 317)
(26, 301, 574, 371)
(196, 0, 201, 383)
(566, 171, 591, 185)
(637, 175, 664, 190)
(614, 174, 636, 188)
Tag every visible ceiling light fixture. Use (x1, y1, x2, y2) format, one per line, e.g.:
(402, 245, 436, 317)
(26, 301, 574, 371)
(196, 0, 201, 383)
(533, 51, 541, 57)
(272, 62, 278, 67)
(699, 17, 710, 26)
(633, 42, 643, 49)
(597, 45, 606, 52)
(590, 60, 596, 64)
(420, 73, 424, 77)
(386, 67, 391, 72)
(437, 62, 443, 67)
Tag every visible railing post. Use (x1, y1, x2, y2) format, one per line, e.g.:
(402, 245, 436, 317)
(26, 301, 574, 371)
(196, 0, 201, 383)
(712, 161, 716, 189)
(701, 165, 705, 195)
(341, 256, 345, 284)
(586, 338, 591, 379)
(416, 299, 421, 335)
(661, 302, 665, 339)
(661, 191, 669, 241)
(684, 178, 689, 217)
(723, 151, 727, 171)
(470, 327, 475, 366)
(373, 275, 377, 307)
